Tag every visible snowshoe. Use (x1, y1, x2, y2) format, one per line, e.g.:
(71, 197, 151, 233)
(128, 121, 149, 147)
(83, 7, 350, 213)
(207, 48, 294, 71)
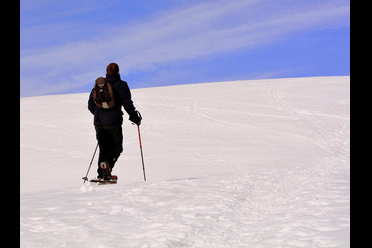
(90, 175, 118, 185)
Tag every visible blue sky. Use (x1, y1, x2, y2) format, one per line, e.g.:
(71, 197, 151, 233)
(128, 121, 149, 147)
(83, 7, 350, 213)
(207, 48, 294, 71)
(20, 0, 350, 97)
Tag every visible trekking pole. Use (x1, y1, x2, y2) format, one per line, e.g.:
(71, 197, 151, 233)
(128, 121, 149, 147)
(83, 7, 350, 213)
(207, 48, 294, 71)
(137, 125, 147, 181)
(82, 143, 99, 183)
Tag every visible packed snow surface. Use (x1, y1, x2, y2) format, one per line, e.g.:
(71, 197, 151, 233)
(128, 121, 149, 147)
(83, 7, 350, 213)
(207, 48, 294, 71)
(20, 76, 350, 247)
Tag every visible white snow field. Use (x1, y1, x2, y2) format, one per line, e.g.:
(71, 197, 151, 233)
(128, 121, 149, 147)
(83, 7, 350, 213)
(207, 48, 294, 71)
(20, 76, 350, 247)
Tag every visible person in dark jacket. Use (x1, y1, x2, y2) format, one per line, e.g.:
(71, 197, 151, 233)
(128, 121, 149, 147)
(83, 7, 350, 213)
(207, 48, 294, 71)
(88, 63, 142, 179)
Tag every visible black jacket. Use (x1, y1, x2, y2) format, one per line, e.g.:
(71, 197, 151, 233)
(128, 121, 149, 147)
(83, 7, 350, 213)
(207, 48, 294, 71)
(88, 74, 137, 126)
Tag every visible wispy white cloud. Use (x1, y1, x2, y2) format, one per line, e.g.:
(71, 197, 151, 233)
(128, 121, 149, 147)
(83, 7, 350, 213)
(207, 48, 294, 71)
(20, 0, 350, 97)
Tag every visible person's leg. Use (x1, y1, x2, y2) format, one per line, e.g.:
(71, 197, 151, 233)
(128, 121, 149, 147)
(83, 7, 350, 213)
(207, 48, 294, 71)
(95, 126, 111, 177)
(104, 124, 123, 170)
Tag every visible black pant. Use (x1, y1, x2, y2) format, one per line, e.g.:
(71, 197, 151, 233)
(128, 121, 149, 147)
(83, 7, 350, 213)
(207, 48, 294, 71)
(95, 124, 123, 176)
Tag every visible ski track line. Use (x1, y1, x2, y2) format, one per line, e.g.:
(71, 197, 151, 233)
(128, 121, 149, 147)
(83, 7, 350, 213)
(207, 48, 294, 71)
(190, 100, 281, 136)
(189, 92, 321, 157)
(270, 85, 333, 156)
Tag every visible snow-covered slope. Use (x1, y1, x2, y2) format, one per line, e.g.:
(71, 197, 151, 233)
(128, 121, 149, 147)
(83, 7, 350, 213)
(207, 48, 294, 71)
(20, 76, 350, 247)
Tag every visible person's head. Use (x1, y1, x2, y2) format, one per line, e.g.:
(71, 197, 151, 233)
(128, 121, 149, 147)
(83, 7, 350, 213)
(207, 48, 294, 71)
(106, 63, 119, 75)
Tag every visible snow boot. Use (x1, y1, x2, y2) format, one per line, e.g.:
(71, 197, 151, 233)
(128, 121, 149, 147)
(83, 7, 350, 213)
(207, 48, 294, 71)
(100, 161, 112, 180)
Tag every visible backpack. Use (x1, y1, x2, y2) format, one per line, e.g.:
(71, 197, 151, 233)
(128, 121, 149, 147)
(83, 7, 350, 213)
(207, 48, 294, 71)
(93, 77, 116, 109)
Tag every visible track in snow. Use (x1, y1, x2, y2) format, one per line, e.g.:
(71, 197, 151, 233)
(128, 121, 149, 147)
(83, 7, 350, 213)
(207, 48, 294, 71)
(21, 166, 349, 247)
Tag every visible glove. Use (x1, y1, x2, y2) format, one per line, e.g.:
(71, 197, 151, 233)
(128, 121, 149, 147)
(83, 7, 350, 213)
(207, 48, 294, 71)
(129, 110, 142, 126)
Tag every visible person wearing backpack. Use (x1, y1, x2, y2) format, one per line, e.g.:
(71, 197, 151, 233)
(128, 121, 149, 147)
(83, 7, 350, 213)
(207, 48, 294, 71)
(88, 63, 142, 180)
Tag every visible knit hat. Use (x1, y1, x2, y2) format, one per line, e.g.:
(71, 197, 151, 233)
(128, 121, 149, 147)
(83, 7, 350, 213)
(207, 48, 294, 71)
(106, 63, 119, 75)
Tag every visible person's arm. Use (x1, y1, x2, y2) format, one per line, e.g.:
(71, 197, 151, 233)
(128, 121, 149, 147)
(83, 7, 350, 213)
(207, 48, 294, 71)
(118, 81, 136, 116)
(88, 89, 96, 115)
(119, 81, 141, 125)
